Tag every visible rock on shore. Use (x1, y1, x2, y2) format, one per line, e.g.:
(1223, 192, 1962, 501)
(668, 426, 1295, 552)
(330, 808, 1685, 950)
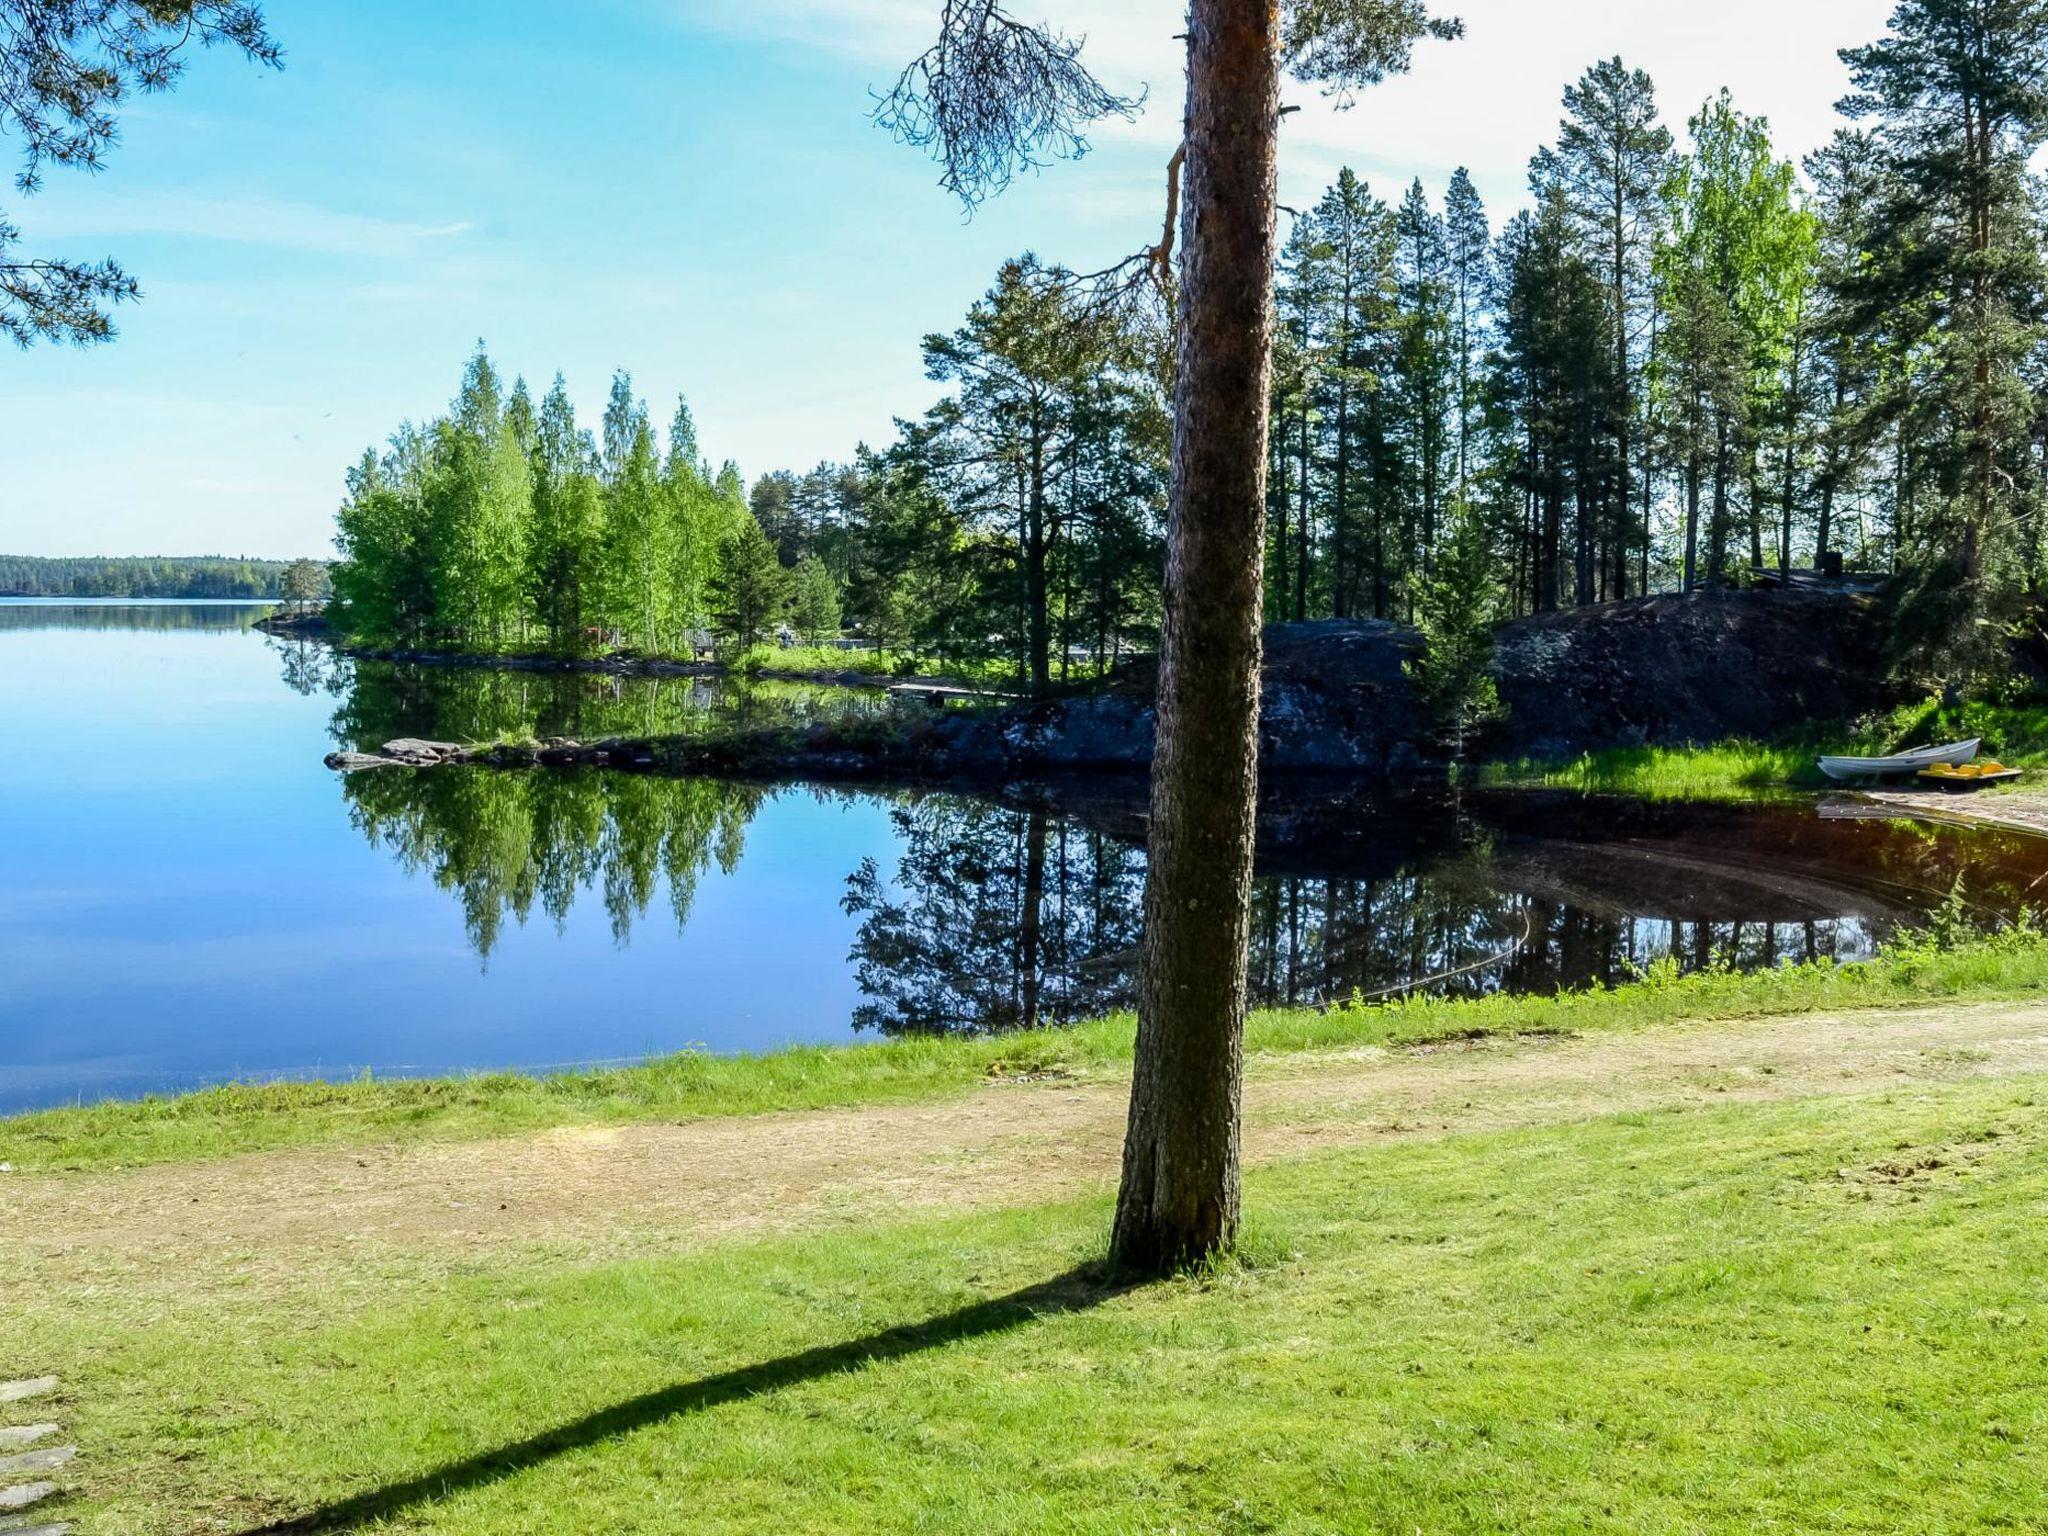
(1491, 588, 1893, 759)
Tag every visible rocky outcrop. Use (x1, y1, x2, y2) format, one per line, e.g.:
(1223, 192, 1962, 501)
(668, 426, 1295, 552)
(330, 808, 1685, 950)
(325, 591, 1903, 782)
(948, 619, 1432, 774)
(252, 608, 330, 638)
(1489, 588, 1896, 759)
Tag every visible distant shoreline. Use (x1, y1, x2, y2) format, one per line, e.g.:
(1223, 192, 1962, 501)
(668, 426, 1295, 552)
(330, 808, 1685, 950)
(0, 593, 281, 603)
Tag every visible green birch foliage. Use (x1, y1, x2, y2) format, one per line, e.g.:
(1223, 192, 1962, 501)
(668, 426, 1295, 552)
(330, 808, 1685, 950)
(604, 411, 669, 653)
(661, 396, 718, 645)
(428, 346, 529, 648)
(332, 448, 434, 642)
(328, 353, 772, 658)
(1654, 96, 1814, 584)
(527, 374, 603, 652)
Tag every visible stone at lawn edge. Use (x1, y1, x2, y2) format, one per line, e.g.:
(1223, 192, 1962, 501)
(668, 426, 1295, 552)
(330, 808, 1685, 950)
(0, 1382, 54, 1406)
(0, 1430, 54, 1451)
(0, 1452, 71, 1478)
(0, 1484, 56, 1511)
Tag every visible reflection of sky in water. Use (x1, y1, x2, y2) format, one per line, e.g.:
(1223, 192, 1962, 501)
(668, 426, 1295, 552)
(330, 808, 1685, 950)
(2, 600, 2042, 1112)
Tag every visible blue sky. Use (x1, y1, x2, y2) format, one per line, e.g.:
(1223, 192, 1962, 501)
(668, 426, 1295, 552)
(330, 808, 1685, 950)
(0, 0, 1893, 559)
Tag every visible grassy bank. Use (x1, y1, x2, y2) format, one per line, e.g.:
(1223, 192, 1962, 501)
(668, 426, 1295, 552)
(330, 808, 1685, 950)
(8, 929, 2047, 1173)
(1478, 698, 2048, 802)
(10, 1071, 2047, 1533)
(728, 643, 1116, 693)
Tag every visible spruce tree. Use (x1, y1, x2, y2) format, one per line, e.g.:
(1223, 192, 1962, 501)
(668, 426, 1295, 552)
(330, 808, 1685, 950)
(712, 517, 793, 647)
(791, 555, 843, 642)
(1405, 501, 1503, 759)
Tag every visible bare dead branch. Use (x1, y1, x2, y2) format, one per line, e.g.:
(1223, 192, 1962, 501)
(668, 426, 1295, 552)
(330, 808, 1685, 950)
(876, 0, 1143, 210)
(1150, 140, 1185, 291)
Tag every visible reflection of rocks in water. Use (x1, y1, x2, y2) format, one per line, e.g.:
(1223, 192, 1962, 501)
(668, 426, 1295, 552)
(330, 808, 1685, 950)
(330, 657, 897, 759)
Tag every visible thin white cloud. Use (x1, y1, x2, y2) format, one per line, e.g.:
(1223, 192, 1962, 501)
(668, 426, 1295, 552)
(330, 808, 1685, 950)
(676, 0, 1167, 88)
(20, 191, 473, 257)
(691, 0, 1898, 218)
(676, 0, 933, 61)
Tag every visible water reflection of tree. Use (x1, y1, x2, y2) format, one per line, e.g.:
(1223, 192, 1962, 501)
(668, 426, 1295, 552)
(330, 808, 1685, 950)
(843, 799, 1145, 1035)
(1247, 871, 1527, 1009)
(267, 634, 351, 698)
(342, 766, 764, 957)
(0, 601, 274, 634)
(317, 660, 2048, 1030)
(842, 799, 1531, 1035)
(835, 792, 1984, 1038)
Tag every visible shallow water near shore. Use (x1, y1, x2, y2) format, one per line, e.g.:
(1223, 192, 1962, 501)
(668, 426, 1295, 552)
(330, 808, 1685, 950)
(4, 598, 2045, 1114)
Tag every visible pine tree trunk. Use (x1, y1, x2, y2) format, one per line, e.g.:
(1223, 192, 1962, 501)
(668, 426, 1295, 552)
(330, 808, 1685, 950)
(1683, 448, 1701, 593)
(1295, 406, 1311, 621)
(1025, 433, 1053, 697)
(1111, 0, 1277, 1277)
(1611, 177, 1632, 603)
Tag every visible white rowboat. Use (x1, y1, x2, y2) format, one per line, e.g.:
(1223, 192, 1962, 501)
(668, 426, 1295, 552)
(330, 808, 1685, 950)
(1817, 738, 1980, 782)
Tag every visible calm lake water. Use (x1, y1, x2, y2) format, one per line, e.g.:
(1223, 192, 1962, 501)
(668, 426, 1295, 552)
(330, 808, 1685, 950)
(4, 597, 2044, 1113)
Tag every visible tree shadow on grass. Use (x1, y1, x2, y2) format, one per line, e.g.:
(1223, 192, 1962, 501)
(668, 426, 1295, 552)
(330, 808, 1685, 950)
(244, 1264, 1136, 1533)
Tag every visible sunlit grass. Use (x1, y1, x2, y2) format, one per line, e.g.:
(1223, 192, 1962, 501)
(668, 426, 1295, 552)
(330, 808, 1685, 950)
(1475, 739, 1828, 799)
(1478, 698, 2048, 802)
(12, 1076, 2048, 1533)
(727, 644, 1116, 693)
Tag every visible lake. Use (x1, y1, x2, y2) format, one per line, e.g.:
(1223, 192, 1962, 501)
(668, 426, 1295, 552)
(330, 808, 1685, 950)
(4, 598, 2043, 1113)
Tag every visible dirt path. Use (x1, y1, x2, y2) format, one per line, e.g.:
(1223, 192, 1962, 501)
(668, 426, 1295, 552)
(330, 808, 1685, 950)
(7, 1000, 2048, 1287)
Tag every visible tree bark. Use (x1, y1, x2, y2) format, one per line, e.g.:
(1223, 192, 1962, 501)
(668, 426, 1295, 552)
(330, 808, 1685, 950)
(1683, 445, 1701, 593)
(1295, 404, 1311, 620)
(1112, 0, 1277, 1277)
(1026, 410, 1052, 696)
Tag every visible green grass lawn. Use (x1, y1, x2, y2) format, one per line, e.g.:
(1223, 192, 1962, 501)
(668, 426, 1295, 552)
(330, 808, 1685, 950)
(726, 642, 1119, 693)
(1475, 699, 2048, 803)
(9, 1074, 2046, 1534)
(10, 932, 2048, 1174)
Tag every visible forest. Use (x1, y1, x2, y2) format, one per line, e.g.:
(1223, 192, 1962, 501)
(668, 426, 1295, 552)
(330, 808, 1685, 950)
(330, 3, 2048, 704)
(0, 554, 308, 599)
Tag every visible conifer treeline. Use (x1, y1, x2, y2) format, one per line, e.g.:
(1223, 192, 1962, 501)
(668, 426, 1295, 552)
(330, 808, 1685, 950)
(1265, 24, 2048, 691)
(0, 554, 297, 598)
(334, 2, 2048, 693)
